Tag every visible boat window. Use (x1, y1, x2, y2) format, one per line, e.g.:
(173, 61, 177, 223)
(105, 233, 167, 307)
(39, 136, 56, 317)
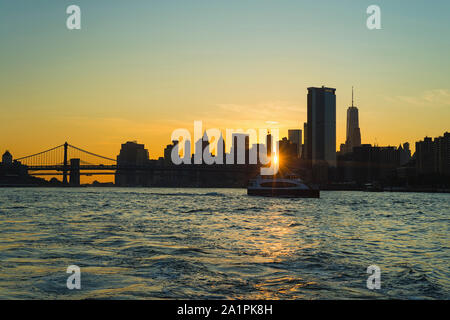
(260, 182, 297, 188)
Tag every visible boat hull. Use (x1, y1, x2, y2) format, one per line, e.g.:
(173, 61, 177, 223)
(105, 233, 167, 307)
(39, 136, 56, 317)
(247, 188, 320, 198)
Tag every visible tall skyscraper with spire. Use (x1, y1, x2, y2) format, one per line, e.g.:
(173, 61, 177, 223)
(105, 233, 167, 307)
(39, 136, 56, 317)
(341, 87, 362, 154)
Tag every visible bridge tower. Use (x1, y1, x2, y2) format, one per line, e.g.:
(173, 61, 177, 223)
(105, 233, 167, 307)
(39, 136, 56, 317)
(63, 142, 69, 184)
(69, 158, 80, 186)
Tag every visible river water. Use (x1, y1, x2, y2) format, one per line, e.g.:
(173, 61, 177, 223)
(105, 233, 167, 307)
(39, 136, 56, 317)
(0, 188, 448, 299)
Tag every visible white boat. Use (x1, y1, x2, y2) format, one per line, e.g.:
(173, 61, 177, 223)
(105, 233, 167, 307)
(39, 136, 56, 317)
(247, 175, 320, 198)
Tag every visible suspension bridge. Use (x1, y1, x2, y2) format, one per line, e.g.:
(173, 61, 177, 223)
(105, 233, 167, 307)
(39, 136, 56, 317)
(15, 142, 117, 185)
(14, 142, 260, 186)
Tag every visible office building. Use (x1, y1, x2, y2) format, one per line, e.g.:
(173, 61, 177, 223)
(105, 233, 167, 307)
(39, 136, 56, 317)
(115, 141, 150, 186)
(305, 86, 336, 166)
(288, 129, 302, 158)
(416, 132, 450, 176)
(341, 87, 362, 154)
(230, 133, 250, 164)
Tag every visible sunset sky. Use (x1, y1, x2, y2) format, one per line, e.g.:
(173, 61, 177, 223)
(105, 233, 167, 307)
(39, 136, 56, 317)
(1, 0, 449, 165)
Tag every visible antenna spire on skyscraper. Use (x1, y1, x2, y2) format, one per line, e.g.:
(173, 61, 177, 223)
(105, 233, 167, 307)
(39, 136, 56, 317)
(352, 86, 354, 107)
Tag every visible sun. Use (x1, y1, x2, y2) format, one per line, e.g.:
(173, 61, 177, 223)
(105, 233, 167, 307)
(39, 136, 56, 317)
(273, 154, 279, 165)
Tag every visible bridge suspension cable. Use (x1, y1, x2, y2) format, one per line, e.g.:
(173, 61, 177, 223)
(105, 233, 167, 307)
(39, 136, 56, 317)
(15, 144, 65, 161)
(15, 142, 116, 167)
(68, 144, 116, 162)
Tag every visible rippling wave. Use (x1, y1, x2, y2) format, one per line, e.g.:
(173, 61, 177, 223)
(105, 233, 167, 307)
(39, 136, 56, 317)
(0, 188, 448, 299)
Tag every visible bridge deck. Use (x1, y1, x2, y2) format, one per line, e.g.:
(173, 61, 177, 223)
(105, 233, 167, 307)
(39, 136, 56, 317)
(27, 164, 260, 173)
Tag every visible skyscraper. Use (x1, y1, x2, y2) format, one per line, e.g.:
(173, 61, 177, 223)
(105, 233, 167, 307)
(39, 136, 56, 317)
(266, 132, 272, 158)
(416, 132, 450, 176)
(115, 141, 150, 186)
(288, 129, 302, 158)
(116, 141, 149, 166)
(342, 87, 362, 154)
(230, 133, 250, 164)
(305, 86, 336, 166)
(302, 122, 308, 160)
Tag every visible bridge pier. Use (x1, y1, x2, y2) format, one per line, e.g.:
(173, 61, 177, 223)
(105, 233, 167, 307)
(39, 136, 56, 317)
(63, 142, 69, 185)
(69, 158, 80, 186)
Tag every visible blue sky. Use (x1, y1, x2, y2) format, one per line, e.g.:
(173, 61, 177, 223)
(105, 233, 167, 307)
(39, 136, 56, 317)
(1, 0, 449, 157)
